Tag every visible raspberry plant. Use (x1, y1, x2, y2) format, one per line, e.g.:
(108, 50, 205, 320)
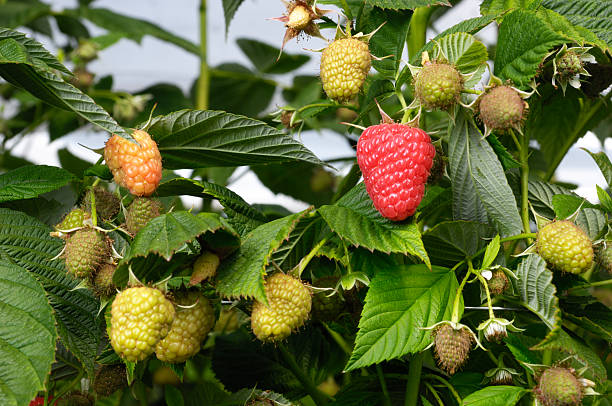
(0, 0, 610, 405)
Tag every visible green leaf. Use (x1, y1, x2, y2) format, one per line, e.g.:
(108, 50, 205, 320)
(408, 13, 501, 65)
(0, 165, 75, 203)
(536, 8, 608, 51)
(576, 207, 607, 240)
(583, 148, 612, 185)
(596, 185, 612, 212)
(487, 134, 521, 170)
(504, 333, 542, 364)
(564, 304, 612, 341)
(0, 208, 101, 376)
(0, 0, 51, 29)
(480, 0, 541, 16)
(462, 386, 527, 406)
(345, 264, 458, 371)
(114, 211, 239, 285)
(513, 254, 561, 332)
(252, 162, 335, 207)
(208, 63, 275, 116)
(525, 178, 577, 218)
(482, 235, 501, 269)
(0, 65, 129, 139)
(0, 27, 70, 74)
(542, 0, 612, 48)
(66, 7, 200, 55)
(551, 194, 591, 219)
(318, 183, 430, 267)
(448, 111, 523, 237)
(357, 7, 412, 78)
(222, 0, 246, 35)
(236, 38, 310, 74)
(0, 38, 29, 64)
(435, 32, 488, 74)
(365, 0, 450, 10)
(155, 177, 267, 236)
(216, 209, 315, 302)
(532, 328, 607, 384)
(526, 85, 611, 177)
(0, 261, 56, 406)
(422, 221, 496, 267)
(165, 386, 184, 406)
(494, 10, 566, 87)
(147, 109, 323, 169)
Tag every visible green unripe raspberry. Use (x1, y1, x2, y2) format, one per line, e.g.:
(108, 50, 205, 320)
(251, 273, 312, 342)
(320, 38, 371, 102)
(478, 85, 526, 131)
(110, 286, 175, 362)
(487, 269, 509, 295)
(432, 324, 474, 374)
(536, 367, 583, 406)
(81, 187, 120, 220)
(189, 251, 220, 285)
(56, 208, 90, 231)
(126, 197, 163, 235)
(64, 228, 109, 278)
(312, 276, 344, 322)
(536, 221, 593, 274)
(155, 291, 215, 363)
(557, 51, 582, 77)
(94, 364, 127, 397)
(93, 263, 116, 298)
(415, 62, 463, 110)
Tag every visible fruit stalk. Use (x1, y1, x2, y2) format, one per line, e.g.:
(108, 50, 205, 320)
(197, 0, 209, 110)
(404, 352, 423, 406)
(278, 343, 330, 404)
(376, 364, 392, 406)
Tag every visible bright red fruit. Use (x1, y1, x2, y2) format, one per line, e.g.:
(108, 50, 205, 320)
(357, 123, 435, 221)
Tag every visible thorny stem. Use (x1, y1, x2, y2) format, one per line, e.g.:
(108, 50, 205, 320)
(196, 0, 209, 110)
(376, 364, 392, 406)
(279, 344, 330, 405)
(322, 322, 352, 356)
(404, 352, 423, 406)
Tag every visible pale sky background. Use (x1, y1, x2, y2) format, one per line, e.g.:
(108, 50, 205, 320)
(6, 0, 610, 210)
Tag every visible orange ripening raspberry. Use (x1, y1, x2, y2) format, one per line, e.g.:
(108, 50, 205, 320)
(104, 129, 162, 196)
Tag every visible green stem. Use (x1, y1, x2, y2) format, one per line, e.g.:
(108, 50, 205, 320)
(516, 129, 532, 240)
(407, 7, 434, 60)
(542, 350, 552, 366)
(279, 344, 330, 405)
(376, 364, 392, 406)
(297, 236, 329, 276)
(196, 0, 209, 110)
(404, 352, 423, 406)
(473, 261, 495, 319)
(461, 88, 482, 95)
(423, 374, 462, 404)
(424, 382, 444, 406)
(452, 269, 472, 323)
(322, 322, 353, 356)
(339, 0, 353, 20)
(89, 185, 98, 227)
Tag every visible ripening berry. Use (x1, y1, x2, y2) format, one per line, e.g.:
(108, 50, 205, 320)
(155, 291, 215, 363)
(55, 208, 90, 232)
(110, 286, 175, 362)
(432, 324, 474, 374)
(94, 364, 127, 398)
(104, 129, 162, 197)
(320, 38, 371, 102)
(81, 187, 120, 220)
(478, 85, 527, 132)
(536, 221, 593, 274)
(251, 273, 312, 342)
(312, 276, 344, 322)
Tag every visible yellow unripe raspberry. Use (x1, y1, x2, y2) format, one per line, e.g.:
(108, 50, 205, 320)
(320, 38, 371, 102)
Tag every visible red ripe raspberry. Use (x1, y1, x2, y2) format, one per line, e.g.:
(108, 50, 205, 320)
(357, 123, 435, 221)
(104, 129, 162, 196)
